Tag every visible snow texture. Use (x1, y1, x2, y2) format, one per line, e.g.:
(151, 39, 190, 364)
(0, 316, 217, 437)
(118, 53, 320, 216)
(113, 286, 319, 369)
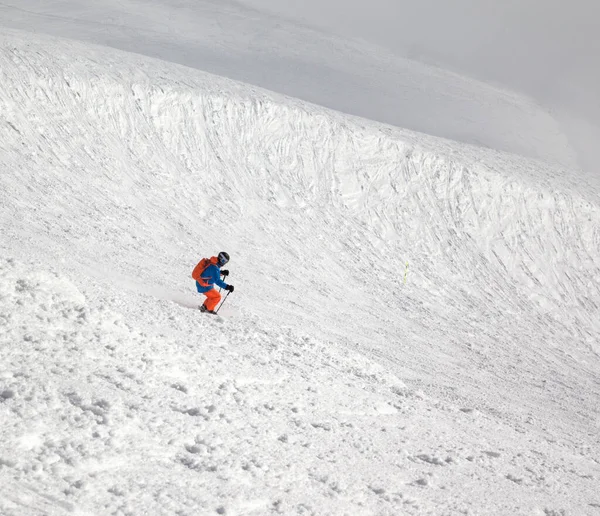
(1, 20, 600, 516)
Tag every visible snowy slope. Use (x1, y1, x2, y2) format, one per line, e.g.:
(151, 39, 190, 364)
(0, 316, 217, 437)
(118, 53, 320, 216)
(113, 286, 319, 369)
(0, 0, 579, 170)
(1, 29, 600, 515)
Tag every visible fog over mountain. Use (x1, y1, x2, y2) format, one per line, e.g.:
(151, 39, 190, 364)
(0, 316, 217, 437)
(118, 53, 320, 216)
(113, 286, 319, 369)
(2, 0, 599, 176)
(241, 0, 600, 176)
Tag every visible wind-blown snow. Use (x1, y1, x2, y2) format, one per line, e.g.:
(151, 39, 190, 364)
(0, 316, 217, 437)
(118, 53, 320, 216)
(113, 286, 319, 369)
(1, 28, 600, 515)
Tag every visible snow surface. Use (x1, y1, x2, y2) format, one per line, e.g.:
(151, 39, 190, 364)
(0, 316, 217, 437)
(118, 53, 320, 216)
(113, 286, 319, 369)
(1, 19, 600, 516)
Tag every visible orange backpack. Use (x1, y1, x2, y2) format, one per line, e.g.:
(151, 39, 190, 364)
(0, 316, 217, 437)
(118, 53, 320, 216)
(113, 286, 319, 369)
(191, 257, 217, 285)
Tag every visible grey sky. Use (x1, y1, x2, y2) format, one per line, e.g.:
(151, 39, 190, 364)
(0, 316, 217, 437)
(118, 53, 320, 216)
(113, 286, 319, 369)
(241, 0, 600, 174)
(240, 0, 600, 113)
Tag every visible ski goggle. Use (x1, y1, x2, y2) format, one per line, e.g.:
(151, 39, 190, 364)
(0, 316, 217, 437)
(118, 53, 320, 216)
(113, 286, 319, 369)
(217, 252, 229, 266)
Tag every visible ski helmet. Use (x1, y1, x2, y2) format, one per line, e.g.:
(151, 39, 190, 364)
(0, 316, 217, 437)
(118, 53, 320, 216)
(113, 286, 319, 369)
(217, 251, 230, 267)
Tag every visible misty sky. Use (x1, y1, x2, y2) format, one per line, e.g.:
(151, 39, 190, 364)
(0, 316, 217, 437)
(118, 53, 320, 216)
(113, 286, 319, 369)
(241, 0, 599, 113)
(241, 0, 600, 174)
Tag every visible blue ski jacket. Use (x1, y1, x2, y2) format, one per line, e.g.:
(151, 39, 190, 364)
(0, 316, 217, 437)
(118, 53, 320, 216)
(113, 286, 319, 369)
(196, 263, 229, 293)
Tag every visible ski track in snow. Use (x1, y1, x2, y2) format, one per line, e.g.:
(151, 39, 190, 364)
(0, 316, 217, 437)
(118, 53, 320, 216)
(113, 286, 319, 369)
(0, 29, 600, 515)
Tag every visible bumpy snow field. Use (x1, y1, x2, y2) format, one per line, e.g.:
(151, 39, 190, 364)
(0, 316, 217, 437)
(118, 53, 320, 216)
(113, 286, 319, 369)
(1, 29, 600, 515)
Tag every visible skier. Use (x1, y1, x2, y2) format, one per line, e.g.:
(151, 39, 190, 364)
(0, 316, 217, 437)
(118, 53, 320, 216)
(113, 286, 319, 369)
(192, 251, 234, 314)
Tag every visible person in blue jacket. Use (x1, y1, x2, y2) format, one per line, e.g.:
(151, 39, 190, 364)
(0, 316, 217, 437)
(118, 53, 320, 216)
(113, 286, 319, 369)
(191, 251, 234, 314)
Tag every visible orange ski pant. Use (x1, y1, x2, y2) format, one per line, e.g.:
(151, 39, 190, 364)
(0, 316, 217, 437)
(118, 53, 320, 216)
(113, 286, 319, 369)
(202, 288, 222, 311)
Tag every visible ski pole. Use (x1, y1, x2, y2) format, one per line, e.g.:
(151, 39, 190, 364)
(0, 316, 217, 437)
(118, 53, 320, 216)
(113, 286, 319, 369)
(215, 291, 231, 314)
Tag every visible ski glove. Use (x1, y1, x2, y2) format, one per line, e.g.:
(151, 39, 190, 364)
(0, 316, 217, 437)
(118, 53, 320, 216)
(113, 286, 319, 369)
(221, 270, 229, 277)
(225, 285, 234, 292)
